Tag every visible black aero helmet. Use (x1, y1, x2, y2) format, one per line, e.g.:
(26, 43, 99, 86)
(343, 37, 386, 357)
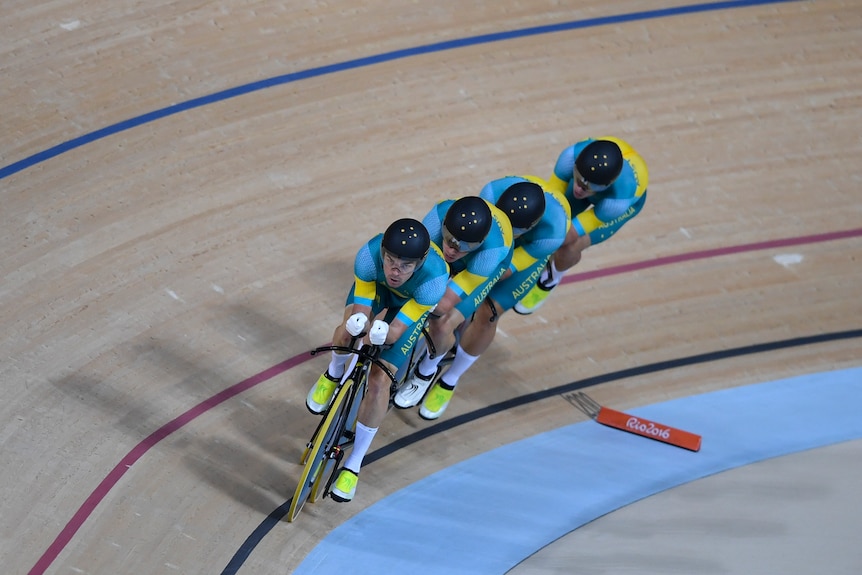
(443, 196, 492, 250)
(496, 181, 545, 235)
(382, 218, 430, 262)
(575, 139, 624, 189)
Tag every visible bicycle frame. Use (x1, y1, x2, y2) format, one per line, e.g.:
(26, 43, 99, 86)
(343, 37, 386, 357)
(287, 306, 480, 521)
(287, 335, 397, 522)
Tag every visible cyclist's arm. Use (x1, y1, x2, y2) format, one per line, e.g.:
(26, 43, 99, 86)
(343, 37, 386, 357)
(346, 245, 379, 333)
(434, 267, 487, 316)
(348, 302, 373, 321)
(383, 299, 431, 343)
(429, 285, 466, 318)
(350, 241, 381, 307)
(573, 195, 639, 237)
(545, 173, 569, 195)
(382, 317, 408, 344)
(572, 209, 604, 237)
(345, 280, 374, 339)
(546, 144, 579, 195)
(510, 244, 539, 273)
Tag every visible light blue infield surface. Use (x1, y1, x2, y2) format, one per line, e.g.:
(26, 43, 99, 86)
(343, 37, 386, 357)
(294, 366, 862, 574)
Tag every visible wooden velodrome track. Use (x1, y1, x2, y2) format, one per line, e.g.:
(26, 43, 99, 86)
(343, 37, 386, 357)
(2, 0, 861, 573)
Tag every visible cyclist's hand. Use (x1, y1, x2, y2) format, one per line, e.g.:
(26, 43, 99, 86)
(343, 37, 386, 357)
(345, 312, 368, 337)
(369, 320, 389, 345)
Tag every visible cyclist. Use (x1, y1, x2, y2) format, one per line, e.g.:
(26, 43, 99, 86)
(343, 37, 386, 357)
(394, 195, 514, 419)
(306, 217, 449, 502)
(514, 137, 649, 314)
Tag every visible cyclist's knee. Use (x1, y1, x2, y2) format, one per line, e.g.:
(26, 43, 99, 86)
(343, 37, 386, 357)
(331, 324, 351, 346)
(562, 226, 580, 248)
(368, 369, 391, 395)
(554, 234, 587, 270)
(428, 311, 459, 338)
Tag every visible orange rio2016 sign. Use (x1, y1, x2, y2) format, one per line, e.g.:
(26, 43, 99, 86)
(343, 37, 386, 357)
(596, 406, 702, 452)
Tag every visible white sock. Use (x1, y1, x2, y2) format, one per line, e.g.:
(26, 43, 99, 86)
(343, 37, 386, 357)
(439, 345, 479, 387)
(342, 422, 377, 474)
(542, 259, 565, 288)
(327, 350, 351, 379)
(417, 350, 444, 379)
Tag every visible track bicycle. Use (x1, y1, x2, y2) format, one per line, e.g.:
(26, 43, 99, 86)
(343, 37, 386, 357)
(286, 312, 468, 522)
(286, 331, 395, 522)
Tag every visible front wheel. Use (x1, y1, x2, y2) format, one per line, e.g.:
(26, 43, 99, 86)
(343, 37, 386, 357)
(287, 382, 352, 522)
(311, 379, 364, 502)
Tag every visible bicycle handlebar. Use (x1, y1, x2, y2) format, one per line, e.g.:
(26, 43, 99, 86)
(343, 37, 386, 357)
(309, 344, 398, 385)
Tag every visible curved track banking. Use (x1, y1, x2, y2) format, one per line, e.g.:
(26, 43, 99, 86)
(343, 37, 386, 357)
(0, 0, 799, 182)
(28, 228, 862, 574)
(10, 0, 858, 573)
(290, 367, 862, 575)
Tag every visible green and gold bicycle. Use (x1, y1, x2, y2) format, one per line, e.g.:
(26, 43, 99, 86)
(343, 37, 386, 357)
(287, 321, 458, 522)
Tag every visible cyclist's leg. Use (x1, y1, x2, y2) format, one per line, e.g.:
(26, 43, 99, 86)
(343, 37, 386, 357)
(339, 311, 407, 486)
(422, 254, 544, 419)
(356, 363, 395, 431)
(449, 253, 546, 379)
(393, 307, 465, 408)
(550, 229, 590, 274)
(335, 307, 422, 490)
(420, 249, 509, 376)
(417, 266, 508, 419)
(353, 314, 418, 428)
(332, 359, 397, 502)
(307, 303, 361, 413)
(446, 296, 500, 378)
(414, 298, 496, 417)
(418, 308, 463, 374)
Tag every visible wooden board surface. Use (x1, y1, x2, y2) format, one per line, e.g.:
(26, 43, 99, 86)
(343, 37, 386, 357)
(2, 1, 860, 573)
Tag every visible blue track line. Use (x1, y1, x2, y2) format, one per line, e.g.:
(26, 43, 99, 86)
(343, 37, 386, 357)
(1, 0, 800, 181)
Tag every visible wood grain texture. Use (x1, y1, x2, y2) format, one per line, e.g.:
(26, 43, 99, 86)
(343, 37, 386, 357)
(2, 1, 860, 573)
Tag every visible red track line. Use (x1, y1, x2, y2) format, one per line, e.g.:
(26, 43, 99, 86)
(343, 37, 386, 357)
(29, 353, 310, 575)
(28, 226, 862, 574)
(562, 228, 862, 284)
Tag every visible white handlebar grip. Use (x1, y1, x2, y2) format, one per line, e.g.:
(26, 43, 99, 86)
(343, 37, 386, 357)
(345, 312, 368, 337)
(369, 320, 389, 345)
